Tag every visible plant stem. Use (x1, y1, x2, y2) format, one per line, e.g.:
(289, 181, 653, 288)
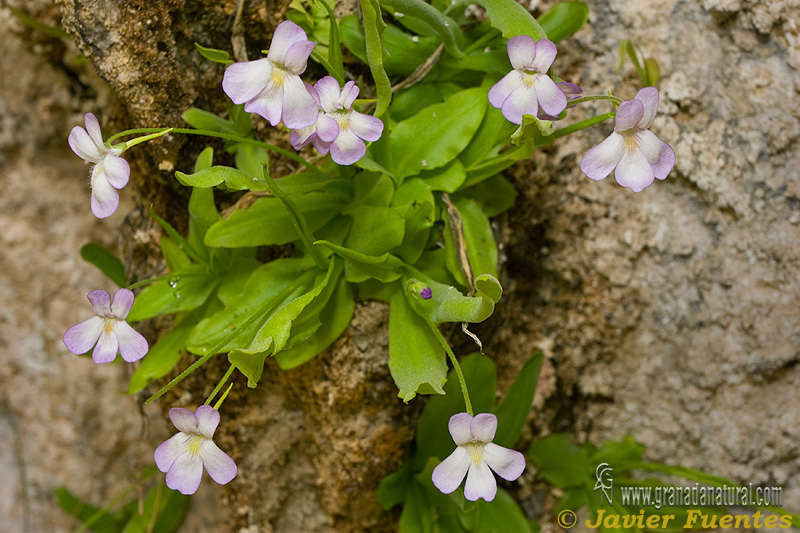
(427, 321, 473, 416)
(205, 365, 236, 406)
(554, 112, 616, 138)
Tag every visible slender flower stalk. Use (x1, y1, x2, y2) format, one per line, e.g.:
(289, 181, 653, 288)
(68, 113, 131, 218)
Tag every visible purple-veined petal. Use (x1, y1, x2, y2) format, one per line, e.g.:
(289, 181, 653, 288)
(84, 113, 104, 149)
(558, 82, 582, 99)
(315, 115, 339, 143)
(90, 168, 120, 218)
(113, 321, 149, 362)
(110, 288, 135, 318)
(500, 85, 538, 125)
(291, 124, 318, 150)
(315, 76, 344, 113)
(637, 130, 675, 180)
(154, 432, 192, 472)
(431, 447, 470, 494)
(195, 405, 221, 439)
(267, 21, 310, 64)
(169, 407, 200, 433)
(488, 70, 524, 110)
(448, 412, 473, 445)
(341, 81, 360, 109)
(615, 146, 654, 192)
(483, 443, 526, 481)
(199, 440, 237, 485)
(464, 460, 497, 502)
(349, 111, 383, 142)
(68, 126, 103, 162)
(330, 128, 366, 166)
(614, 99, 644, 132)
(533, 74, 568, 117)
(102, 154, 130, 189)
(166, 451, 204, 495)
(312, 137, 331, 155)
(470, 413, 498, 442)
(92, 328, 119, 364)
(530, 38, 558, 73)
(281, 75, 320, 129)
(87, 289, 111, 315)
(305, 82, 321, 107)
(580, 132, 625, 181)
(223, 58, 272, 105)
(507, 35, 536, 71)
(245, 83, 284, 126)
(634, 87, 659, 129)
(282, 39, 316, 75)
(63, 316, 104, 354)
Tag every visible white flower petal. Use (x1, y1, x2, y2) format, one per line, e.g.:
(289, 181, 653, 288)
(68, 126, 103, 162)
(507, 35, 536, 71)
(154, 432, 191, 472)
(199, 439, 237, 485)
(530, 38, 558, 73)
(166, 451, 204, 495)
(87, 289, 111, 315)
(349, 111, 383, 142)
(195, 405, 221, 439)
(614, 99, 644, 132)
(315, 76, 344, 113)
(291, 124, 318, 150)
(464, 460, 497, 501)
(500, 85, 539, 125)
(431, 447, 470, 494)
(533, 74, 567, 117)
(634, 87, 660, 129)
(315, 115, 339, 143)
(84, 113, 105, 149)
(281, 75, 319, 129)
(268, 21, 309, 64)
(330, 128, 366, 165)
(222, 58, 273, 105)
(102, 154, 130, 189)
(637, 130, 675, 180)
(169, 407, 200, 433)
(312, 137, 331, 155)
(341, 81, 360, 109)
(282, 39, 316, 75)
(113, 320, 148, 362)
(448, 413, 473, 445)
(90, 166, 120, 219)
(63, 316, 104, 354)
(110, 288, 135, 317)
(483, 443, 526, 481)
(245, 83, 284, 126)
(615, 147, 655, 192)
(580, 133, 625, 181)
(92, 328, 118, 364)
(488, 70, 524, 111)
(470, 413, 497, 442)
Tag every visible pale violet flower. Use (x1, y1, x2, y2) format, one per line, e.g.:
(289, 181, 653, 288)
(68, 113, 130, 218)
(290, 77, 384, 166)
(154, 406, 237, 495)
(580, 87, 676, 192)
(431, 413, 525, 502)
(222, 20, 318, 129)
(63, 289, 148, 364)
(488, 36, 568, 125)
(538, 81, 582, 121)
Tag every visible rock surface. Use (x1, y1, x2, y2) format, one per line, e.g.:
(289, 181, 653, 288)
(1, 0, 798, 531)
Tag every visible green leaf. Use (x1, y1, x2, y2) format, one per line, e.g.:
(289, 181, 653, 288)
(128, 320, 193, 394)
(181, 107, 239, 135)
(234, 144, 271, 181)
(378, 87, 488, 180)
(344, 205, 406, 256)
(276, 276, 354, 369)
(459, 103, 516, 171)
(414, 353, 497, 468)
(175, 166, 267, 191)
(391, 178, 435, 263)
(453, 197, 498, 279)
(204, 188, 350, 248)
(344, 171, 395, 211)
(536, 1, 588, 43)
(127, 269, 221, 322)
(492, 351, 543, 447)
(419, 159, 466, 193)
(80, 242, 127, 287)
(472, 489, 537, 533)
(315, 240, 405, 282)
(399, 480, 435, 533)
(377, 461, 412, 510)
(389, 290, 448, 402)
(406, 273, 502, 324)
(120, 481, 190, 533)
(591, 436, 646, 468)
(56, 486, 126, 533)
(359, 0, 392, 115)
(150, 208, 206, 265)
(390, 83, 445, 122)
(528, 433, 591, 488)
(510, 113, 554, 148)
(455, 174, 517, 217)
(194, 43, 234, 65)
(472, 0, 546, 40)
(187, 187, 220, 258)
(379, 0, 465, 57)
(160, 236, 194, 273)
